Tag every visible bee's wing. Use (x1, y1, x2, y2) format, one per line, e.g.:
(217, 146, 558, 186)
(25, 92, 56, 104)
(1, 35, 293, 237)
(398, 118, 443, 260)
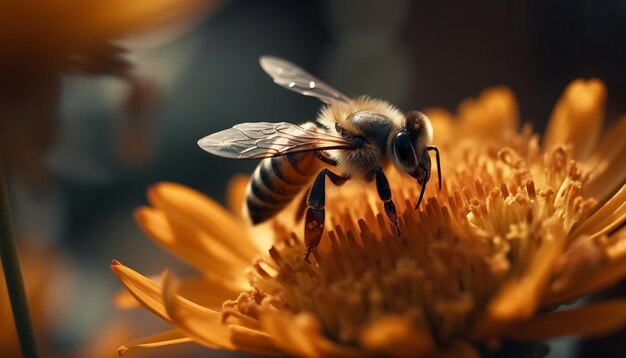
(198, 122, 356, 159)
(260, 56, 352, 105)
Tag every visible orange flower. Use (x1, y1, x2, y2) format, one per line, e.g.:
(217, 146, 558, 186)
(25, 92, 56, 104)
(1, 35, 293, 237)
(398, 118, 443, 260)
(113, 79, 626, 356)
(0, 0, 214, 185)
(0, 0, 211, 73)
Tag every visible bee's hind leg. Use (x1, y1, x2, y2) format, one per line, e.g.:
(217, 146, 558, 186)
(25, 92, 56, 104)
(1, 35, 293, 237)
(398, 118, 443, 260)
(295, 151, 339, 222)
(367, 166, 402, 236)
(304, 169, 348, 263)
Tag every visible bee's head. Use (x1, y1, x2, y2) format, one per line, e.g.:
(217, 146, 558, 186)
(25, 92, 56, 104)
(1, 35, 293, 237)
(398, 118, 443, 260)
(391, 111, 433, 181)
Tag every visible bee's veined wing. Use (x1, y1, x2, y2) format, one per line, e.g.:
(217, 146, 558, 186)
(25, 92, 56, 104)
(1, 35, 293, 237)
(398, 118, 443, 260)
(259, 56, 352, 105)
(198, 122, 356, 159)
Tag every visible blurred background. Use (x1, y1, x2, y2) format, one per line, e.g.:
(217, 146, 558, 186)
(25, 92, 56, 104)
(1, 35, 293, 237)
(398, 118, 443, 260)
(1, 0, 625, 356)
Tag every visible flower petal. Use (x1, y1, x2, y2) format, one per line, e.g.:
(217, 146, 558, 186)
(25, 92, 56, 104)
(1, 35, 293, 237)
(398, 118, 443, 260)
(134, 207, 249, 290)
(114, 274, 238, 311)
(503, 300, 626, 341)
(229, 325, 283, 356)
(262, 311, 318, 357)
(570, 182, 626, 240)
(472, 219, 567, 338)
(117, 329, 193, 356)
(546, 258, 626, 306)
(78, 0, 209, 38)
(262, 311, 362, 357)
(161, 272, 234, 349)
(488, 219, 566, 319)
(111, 260, 170, 322)
(162, 271, 282, 355)
(173, 276, 241, 310)
(546, 226, 626, 305)
(359, 315, 435, 357)
(584, 114, 626, 201)
(115, 276, 238, 312)
(226, 174, 250, 218)
(148, 182, 259, 260)
(544, 79, 606, 160)
(457, 86, 519, 139)
(114, 288, 141, 309)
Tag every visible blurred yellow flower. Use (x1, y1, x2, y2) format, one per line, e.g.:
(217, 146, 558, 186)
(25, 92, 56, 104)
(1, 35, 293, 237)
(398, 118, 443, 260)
(0, 0, 213, 185)
(0, 0, 210, 73)
(0, 1, 218, 355)
(113, 79, 626, 356)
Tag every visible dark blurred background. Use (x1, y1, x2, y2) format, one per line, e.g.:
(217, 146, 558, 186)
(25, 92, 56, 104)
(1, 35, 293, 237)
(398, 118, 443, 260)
(3, 0, 625, 356)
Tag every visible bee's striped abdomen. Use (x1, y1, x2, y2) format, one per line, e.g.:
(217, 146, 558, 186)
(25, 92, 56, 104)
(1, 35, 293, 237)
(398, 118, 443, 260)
(246, 152, 319, 224)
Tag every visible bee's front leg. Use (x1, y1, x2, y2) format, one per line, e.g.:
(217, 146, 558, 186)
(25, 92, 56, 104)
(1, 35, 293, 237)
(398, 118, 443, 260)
(304, 169, 348, 263)
(366, 166, 402, 236)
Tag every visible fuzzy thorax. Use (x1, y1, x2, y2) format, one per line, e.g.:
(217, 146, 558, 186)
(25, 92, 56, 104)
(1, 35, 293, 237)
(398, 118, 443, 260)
(317, 96, 407, 177)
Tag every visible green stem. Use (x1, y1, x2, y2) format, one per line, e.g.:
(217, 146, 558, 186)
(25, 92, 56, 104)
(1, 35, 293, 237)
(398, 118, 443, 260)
(0, 168, 39, 358)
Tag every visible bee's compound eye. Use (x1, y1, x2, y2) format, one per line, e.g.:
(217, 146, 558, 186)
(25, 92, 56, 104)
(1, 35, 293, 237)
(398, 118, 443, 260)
(393, 131, 417, 168)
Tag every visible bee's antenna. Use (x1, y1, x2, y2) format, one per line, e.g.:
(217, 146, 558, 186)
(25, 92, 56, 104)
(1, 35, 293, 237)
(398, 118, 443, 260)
(427, 146, 442, 190)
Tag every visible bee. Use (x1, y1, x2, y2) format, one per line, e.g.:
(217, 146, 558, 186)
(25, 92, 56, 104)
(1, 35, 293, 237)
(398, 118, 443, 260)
(198, 56, 441, 262)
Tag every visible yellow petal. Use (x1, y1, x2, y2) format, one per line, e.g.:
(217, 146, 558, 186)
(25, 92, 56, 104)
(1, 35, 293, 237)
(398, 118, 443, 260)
(489, 219, 566, 319)
(162, 272, 282, 355)
(173, 276, 240, 310)
(229, 325, 283, 356)
(226, 174, 250, 218)
(262, 311, 362, 358)
(457, 86, 519, 139)
(359, 315, 435, 357)
(118, 329, 193, 356)
(114, 274, 237, 311)
(546, 258, 626, 306)
(161, 272, 231, 349)
(111, 260, 170, 322)
(503, 300, 626, 341)
(114, 288, 141, 309)
(605, 225, 626, 260)
(13, 0, 214, 61)
(570, 182, 626, 239)
(544, 79, 606, 160)
(148, 182, 259, 261)
(262, 311, 319, 357)
(134, 207, 250, 290)
(546, 226, 626, 305)
(74, 0, 210, 40)
(584, 114, 626, 201)
(472, 219, 566, 337)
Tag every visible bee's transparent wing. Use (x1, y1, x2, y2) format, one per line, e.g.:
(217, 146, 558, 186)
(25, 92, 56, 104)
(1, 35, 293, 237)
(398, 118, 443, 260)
(198, 122, 356, 159)
(260, 56, 352, 105)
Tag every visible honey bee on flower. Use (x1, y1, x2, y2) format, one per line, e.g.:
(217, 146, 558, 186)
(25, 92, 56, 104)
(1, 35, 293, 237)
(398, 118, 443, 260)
(114, 78, 626, 357)
(198, 56, 441, 261)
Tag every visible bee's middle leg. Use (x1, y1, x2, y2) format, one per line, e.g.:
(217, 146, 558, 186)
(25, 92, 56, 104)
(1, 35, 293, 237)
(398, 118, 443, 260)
(367, 166, 401, 236)
(304, 168, 348, 262)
